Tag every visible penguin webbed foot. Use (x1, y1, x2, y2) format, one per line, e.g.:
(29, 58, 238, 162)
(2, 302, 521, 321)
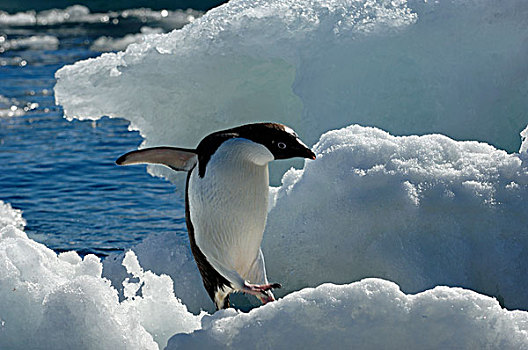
(241, 282, 282, 304)
(242, 282, 281, 304)
(242, 281, 281, 293)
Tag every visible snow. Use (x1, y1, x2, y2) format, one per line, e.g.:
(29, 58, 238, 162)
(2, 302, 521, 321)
(263, 125, 528, 310)
(0, 217, 200, 349)
(1, 217, 528, 349)
(15, 0, 528, 347)
(55, 0, 528, 190)
(167, 279, 528, 349)
(90, 27, 164, 52)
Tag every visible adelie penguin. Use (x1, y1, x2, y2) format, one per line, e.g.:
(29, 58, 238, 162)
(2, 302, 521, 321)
(116, 122, 316, 310)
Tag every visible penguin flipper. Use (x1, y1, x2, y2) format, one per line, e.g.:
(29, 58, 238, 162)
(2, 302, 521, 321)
(116, 146, 197, 172)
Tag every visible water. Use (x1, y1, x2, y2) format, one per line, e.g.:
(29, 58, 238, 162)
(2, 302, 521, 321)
(0, 6, 202, 256)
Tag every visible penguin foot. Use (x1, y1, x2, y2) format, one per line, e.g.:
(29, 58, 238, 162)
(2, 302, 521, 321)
(242, 282, 281, 296)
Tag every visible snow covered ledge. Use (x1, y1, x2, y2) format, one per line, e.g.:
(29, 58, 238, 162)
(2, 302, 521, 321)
(264, 124, 528, 310)
(168, 279, 528, 349)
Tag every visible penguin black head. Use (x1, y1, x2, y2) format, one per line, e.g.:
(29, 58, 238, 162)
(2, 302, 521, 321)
(199, 122, 316, 162)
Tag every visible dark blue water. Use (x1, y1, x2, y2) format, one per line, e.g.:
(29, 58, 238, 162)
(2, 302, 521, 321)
(0, 7, 196, 257)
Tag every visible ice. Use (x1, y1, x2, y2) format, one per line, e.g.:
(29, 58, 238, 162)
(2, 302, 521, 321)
(0, 35, 59, 51)
(23, 0, 528, 346)
(90, 27, 164, 52)
(55, 0, 528, 189)
(264, 124, 528, 309)
(1, 202, 527, 348)
(0, 5, 201, 27)
(0, 201, 25, 230)
(101, 124, 528, 314)
(521, 125, 528, 156)
(167, 279, 528, 349)
(102, 231, 213, 314)
(0, 207, 200, 349)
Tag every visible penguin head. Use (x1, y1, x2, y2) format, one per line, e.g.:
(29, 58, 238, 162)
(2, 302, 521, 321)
(219, 122, 316, 161)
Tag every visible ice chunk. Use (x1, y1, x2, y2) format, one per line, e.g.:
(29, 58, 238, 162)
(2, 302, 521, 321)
(54, 0, 417, 182)
(263, 124, 528, 309)
(120, 251, 203, 348)
(0, 201, 25, 230)
(0, 5, 201, 27)
(103, 232, 213, 314)
(0, 223, 200, 349)
(103, 124, 528, 315)
(0, 35, 59, 51)
(520, 125, 528, 156)
(90, 27, 164, 52)
(55, 0, 528, 191)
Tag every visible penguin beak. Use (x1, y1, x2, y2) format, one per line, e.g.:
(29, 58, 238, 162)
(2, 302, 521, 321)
(305, 148, 316, 160)
(296, 139, 316, 160)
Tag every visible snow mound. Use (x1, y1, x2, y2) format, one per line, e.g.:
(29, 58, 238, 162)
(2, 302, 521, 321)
(1, 202, 527, 348)
(168, 279, 528, 349)
(0, 224, 200, 350)
(264, 124, 528, 309)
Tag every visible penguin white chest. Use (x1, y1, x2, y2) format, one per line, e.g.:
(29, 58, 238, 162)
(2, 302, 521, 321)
(188, 138, 273, 285)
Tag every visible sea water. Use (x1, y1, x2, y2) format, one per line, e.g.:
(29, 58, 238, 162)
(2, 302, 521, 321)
(0, 5, 201, 256)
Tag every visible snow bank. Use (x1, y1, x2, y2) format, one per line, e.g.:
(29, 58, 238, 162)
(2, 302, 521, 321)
(55, 0, 528, 181)
(167, 279, 528, 349)
(1, 202, 527, 348)
(0, 222, 200, 349)
(264, 124, 528, 309)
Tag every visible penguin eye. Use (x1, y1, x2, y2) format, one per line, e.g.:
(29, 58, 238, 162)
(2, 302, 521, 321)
(277, 142, 287, 149)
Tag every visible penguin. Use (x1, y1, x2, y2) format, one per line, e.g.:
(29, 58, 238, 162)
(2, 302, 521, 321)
(116, 122, 316, 310)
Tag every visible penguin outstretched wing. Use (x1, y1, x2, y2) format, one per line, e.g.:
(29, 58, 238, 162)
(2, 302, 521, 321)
(116, 147, 197, 171)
